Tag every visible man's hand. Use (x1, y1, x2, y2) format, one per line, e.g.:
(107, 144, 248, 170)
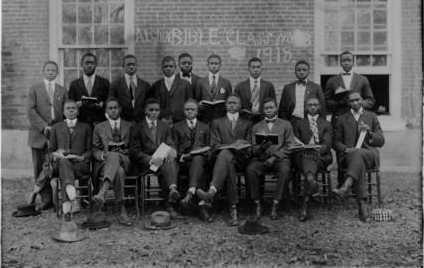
(52, 150, 66, 160)
(358, 121, 370, 132)
(149, 157, 164, 167)
(76, 101, 83, 107)
(264, 156, 277, 167)
(65, 154, 84, 161)
(96, 101, 103, 108)
(43, 126, 52, 137)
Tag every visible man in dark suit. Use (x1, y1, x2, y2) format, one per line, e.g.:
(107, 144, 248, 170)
(92, 98, 133, 225)
(234, 57, 276, 117)
(27, 60, 67, 210)
(195, 54, 232, 102)
(196, 95, 252, 226)
(324, 51, 375, 124)
(278, 60, 326, 124)
(172, 99, 212, 221)
(246, 98, 295, 220)
(130, 98, 181, 217)
(49, 100, 92, 219)
(332, 92, 384, 222)
(68, 52, 110, 125)
(109, 55, 151, 122)
(178, 53, 201, 97)
(149, 56, 192, 124)
(292, 97, 333, 221)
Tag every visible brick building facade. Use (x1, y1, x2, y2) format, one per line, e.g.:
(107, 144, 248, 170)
(1, 0, 422, 129)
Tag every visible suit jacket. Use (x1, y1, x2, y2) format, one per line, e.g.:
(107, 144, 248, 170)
(278, 80, 326, 120)
(92, 119, 132, 161)
(234, 79, 276, 114)
(27, 82, 67, 148)
(149, 76, 192, 122)
(324, 73, 375, 116)
(109, 75, 151, 122)
(195, 75, 232, 102)
(210, 116, 252, 147)
(334, 110, 384, 167)
(172, 119, 210, 157)
(179, 72, 201, 100)
(251, 118, 295, 160)
(49, 121, 92, 160)
(293, 116, 333, 159)
(68, 75, 110, 123)
(129, 119, 175, 166)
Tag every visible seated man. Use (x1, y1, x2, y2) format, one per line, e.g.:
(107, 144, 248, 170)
(92, 98, 133, 226)
(196, 95, 251, 226)
(332, 92, 384, 222)
(246, 98, 295, 220)
(172, 99, 212, 222)
(292, 97, 333, 221)
(49, 100, 92, 219)
(129, 98, 181, 216)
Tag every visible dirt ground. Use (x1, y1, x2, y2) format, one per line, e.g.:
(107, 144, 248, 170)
(1, 172, 422, 267)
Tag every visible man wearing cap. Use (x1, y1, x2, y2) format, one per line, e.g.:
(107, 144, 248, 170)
(92, 98, 133, 226)
(246, 98, 295, 220)
(332, 91, 384, 222)
(292, 97, 333, 221)
(130, 98, 181, 217)
(49, 100, 92, 219)
(172, 99, 212, 222)
(196, 95, 251, 226)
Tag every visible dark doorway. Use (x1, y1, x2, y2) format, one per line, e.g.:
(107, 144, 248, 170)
(320, 74, 390, 115)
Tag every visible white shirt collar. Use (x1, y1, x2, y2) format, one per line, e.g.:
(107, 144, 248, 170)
(44, 79, 55, 88)
(249, 76, 261, 89)
(145, 117, 157, 127)
(226, 112, 239, 121)
(108, 117, 121, 128)
(83, 74, 95, 84)
(65, 118, 77, 128)
(164, 74, 176, 91)
(350, 107, 364, 120)
(180, 72, 192, 83)
(208, 72, 219, 85)
(186, 118, 197, 127)
(125, 73, 137, 87)
(307, 114, 319, 121)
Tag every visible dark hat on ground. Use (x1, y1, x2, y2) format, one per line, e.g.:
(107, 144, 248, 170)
(81, 211, 111, 230)
(238, 217, 270, 235)
(12, 204, 41, 217)
(52, 220, 88, 243)
(144, 211, 176, 230)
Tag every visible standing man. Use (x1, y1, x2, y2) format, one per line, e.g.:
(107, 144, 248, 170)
(278, 60, 326, 124)
(68, 52, 110, 125)
(27, 60, 67, 210)
(196, 95, 251, 226)
(246, 98, 295, 220)
(109, 55, 151, 122)
(172, 99, 212, 222)
(149, 56, 192, 124)
(129, 98, 181, 217)
(49, 100, 92, 219)
(332, 92, 384, 222)
(234, 57, 276, 115)
(195, 54, 232, 102)
(324, 51, 375, 124)
(178, 53, 201, 97)
(92, 98, 133, 226)
(292, 97, 333, 221)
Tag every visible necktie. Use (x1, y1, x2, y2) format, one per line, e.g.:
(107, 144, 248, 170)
(309, 117, 319, 144)
(251, 80, 260, 113)
(210, 75, 217, 96)
(297, 80, 306, 86)
(49, 82, 55, 120)
(86, 78, 93, 96)
(150, 121, 157, 144)
(188, 120, 195, 129)
(230, 117, 236, 131)
(112, 121, 120, 142)
(129, 78, 136, 107)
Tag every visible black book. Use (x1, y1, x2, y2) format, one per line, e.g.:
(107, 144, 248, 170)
(255, 133, 279, 145)
(198, 100, 226, 122)
(81, 96, 99, 105)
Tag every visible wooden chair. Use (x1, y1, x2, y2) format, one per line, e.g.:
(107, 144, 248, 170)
(140, 172, 165, 217)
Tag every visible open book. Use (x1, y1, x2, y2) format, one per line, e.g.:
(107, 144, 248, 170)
(255, 133, 279, 145)
(334, 86, 350, 95)
(198, 100, 227, 122)
(81, 96, 99, 104)
(355, 130, 367, 148)
(199, 100, 226, 106)
(240, 109, 263, 122)
(150, 143, 175, 172)
(288, 136, 321, 151)
(189, 146, 211, 155)
(217, 141, 251, 151)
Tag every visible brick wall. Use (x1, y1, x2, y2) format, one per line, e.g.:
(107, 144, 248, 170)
(2, 0, 50, 129)
(134, 0, 315, 101)
(401, 0, 422, 127)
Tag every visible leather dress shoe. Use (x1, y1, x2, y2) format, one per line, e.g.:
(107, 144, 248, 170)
(270, 203, 278, 220)
(299, 202, 309, 222)
(254, 202, 262, 218)
(168, 188, 181, 203)
(180, 192, 193, 208)
(196, 188, 215, 201)
(199, 206, 213, 223)
(358, 200, 369, 222)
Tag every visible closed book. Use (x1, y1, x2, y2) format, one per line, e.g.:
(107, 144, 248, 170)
(255, 133, 279, 145)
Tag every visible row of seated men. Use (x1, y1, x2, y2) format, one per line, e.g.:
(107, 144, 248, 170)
(27, 50, 383, 226)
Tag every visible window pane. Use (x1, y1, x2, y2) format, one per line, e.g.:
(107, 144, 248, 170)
(110, 25, 125, 45)
(372, 55, 387, 66)
(78, 5, 92, 23)
(357, 31, 371, 50)
(94, 25, 108, 45)
(324, 31, 339, 51)
(63, 48, 77, 67)
(324, 9, 338, 31)
(356, 55, 370, 66)
(95, 48, 109, 67)
(63, 25, 77, 45)
(341, 9, 355, 29)
(110, 3, 124, 23)
(111, 68, 122, 82)
(111, 49, 125, 67)
(78, 25, 92, 45)
(357, 9, 370, 27)
(373, 9, 387, 26)
(95, 67, 109, 78)
(373, 31, 387, 50)
(94, 4, 107, 23)
(325, 55, 339, 67)
(63, 4, 76, 24)
(341, 31, 354, 50)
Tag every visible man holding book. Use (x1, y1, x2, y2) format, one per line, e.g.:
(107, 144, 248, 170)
(246, 97, 295, 220)
(332, 92, 384, 222)
(196, 95, 251, 226)
(172, 99, 212, 222)
(129, 98, 181, 217)
(292, 97, 333, 221)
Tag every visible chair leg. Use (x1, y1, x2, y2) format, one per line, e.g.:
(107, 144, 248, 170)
(56, 178, 62, 218)
(141, 175, 145, 219)
(135, 176, 140, 221)
(326, 171, 333, 205)
(367, 171, 372, 204)
(376, 171, 382, 207)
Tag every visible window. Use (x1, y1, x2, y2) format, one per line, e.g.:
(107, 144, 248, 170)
(57, 0, 131, 89)
(322, 0, 389, 68)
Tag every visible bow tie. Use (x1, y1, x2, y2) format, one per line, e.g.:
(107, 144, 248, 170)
(297, 80, 306, 85)
(342, 72, 351, 76)
(265, 117, 277, 123)
(66, 119, 77, 128)
(182, 73, 191, 78)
